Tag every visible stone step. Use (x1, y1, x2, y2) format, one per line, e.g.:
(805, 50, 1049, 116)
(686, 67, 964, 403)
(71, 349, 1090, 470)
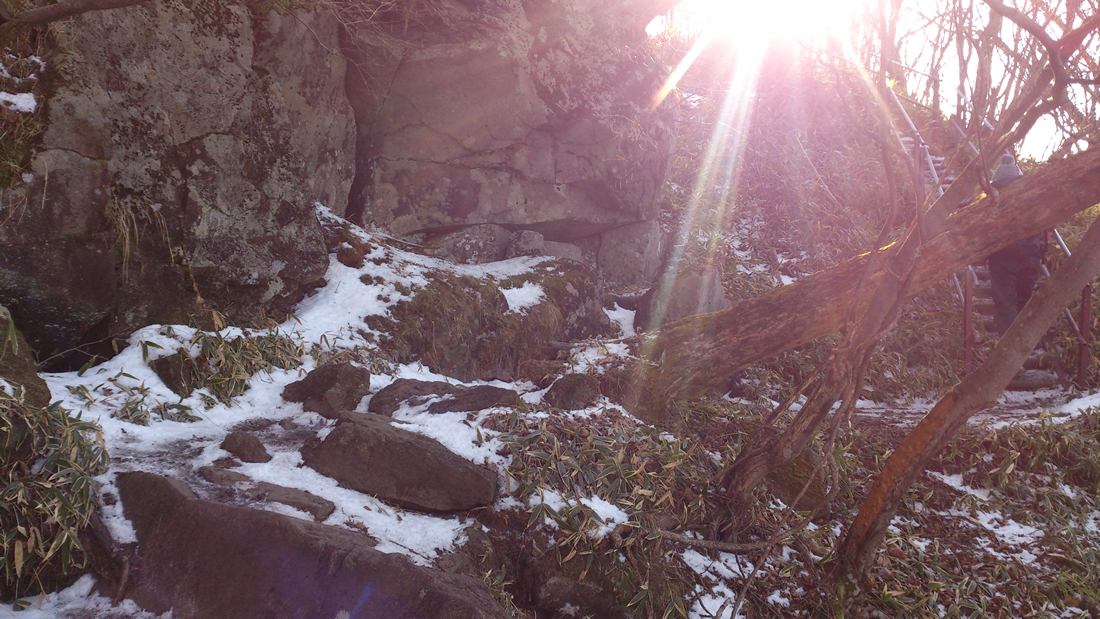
(973, 298, 995, 314)
(1006, 369, 1060, 391)
(1022, 349, 1052, 370)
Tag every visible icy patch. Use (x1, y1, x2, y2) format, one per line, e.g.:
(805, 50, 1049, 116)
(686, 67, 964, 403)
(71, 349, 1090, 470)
(681, 552, 754, 619)
(568, 341, 631, 373)
(97, 473, 138, 545)
(1085, 510, 1100, 534)
(681, 549, 755, 580)
(577, 495, 629, 537)
(767, 590, 791, 607)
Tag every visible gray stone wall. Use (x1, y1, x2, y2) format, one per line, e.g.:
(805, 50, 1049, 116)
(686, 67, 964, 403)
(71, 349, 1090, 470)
(0, 0, 355, 360)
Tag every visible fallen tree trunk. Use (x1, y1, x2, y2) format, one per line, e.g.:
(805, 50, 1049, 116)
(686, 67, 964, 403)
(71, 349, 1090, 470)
(631, 146, 1100, 420)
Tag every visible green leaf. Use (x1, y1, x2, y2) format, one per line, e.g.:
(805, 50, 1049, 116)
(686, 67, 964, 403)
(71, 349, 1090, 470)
(77, 355, 100, 377)
(627, 588, 649, 608)
(140, 340, 164, 362)
(4, 316, 17, 357)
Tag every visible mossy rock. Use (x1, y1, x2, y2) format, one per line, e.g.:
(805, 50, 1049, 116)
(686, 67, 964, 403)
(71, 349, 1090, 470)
(367, 261, 610, 382)
(367, 271, 561, 382)
(0, 306, 51, 408)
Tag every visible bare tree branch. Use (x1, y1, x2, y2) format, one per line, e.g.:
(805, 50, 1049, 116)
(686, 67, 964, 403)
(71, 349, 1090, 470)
(0, 0, 149, 43)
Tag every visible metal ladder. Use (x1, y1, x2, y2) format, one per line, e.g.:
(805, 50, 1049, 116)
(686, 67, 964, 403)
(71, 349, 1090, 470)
(883, 70, 1093, 384)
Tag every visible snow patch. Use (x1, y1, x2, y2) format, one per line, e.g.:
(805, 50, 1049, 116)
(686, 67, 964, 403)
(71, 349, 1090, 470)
(501, 281, 545, 314)
(0, 91, 36, 113)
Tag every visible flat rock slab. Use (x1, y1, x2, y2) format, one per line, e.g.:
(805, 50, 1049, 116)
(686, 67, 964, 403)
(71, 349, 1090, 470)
(197, 466, 335, 522)
(245, 482, 336, 522)
(1006, 369, 1059, 391)
(301, 413, 497, 512)
(198, 466, 250, 486)
(369, 378, 520, 416)
(368, 379, 455, 415)
(427, 385, 522, 415)
(282, 362, 372, 419)
(117, 472, 508, 619)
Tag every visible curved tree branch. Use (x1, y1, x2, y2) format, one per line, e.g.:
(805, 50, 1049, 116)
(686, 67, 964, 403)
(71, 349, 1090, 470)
(0, 0, 148, 43)
(981, 0, 1073, 142)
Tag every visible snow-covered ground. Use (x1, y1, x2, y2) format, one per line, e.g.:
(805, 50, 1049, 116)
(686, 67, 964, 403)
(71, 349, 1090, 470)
(3, 209, 1098, 618)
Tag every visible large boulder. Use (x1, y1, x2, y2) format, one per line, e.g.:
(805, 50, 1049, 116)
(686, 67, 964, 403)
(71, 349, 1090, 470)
(0, 0, 354, 361)
(343, 0, 677, 285)
(301, 414, 498, 513)
(116, 472, 509, 618)
(281, 362, 372, 419)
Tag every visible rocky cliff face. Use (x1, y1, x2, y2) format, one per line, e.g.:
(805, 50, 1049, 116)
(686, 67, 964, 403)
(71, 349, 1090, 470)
(0, 0, 355, 364)
(343, 0, 674, 283)
(0, 0, 675, 366)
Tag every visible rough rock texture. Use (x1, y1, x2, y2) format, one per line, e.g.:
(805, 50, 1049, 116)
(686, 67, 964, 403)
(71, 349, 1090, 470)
(343, 0, 676, 286)
(544, 373, 600, 410)
(281, 362, 372, 419)
(301, 414, 497, 512)
(0, 306, 50, 408)
(634, 267, 732, 331)
(597, 221, 664, 286)
(220, 431, 272, 463)
(116, 471, 509, 619)
(0, 0, 354, 361)
(424, 224, 514, 264)
(368, 378, 522, 416)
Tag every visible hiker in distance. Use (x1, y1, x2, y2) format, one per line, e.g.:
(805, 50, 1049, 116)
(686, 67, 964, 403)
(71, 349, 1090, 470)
(985, 151, 1046, 337)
